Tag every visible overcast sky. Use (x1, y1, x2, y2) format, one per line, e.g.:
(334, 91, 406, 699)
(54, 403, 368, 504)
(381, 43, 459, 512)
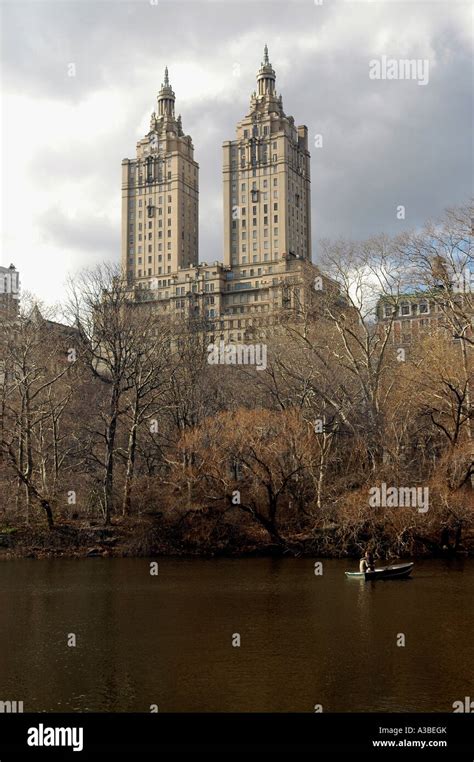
(0, 0, 472, 306)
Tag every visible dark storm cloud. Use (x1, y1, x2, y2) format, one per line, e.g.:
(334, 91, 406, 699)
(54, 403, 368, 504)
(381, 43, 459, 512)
(1, 0, 472, 299)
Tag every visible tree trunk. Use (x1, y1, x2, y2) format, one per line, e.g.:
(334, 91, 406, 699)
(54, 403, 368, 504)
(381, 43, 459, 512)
(103, 384, 120, 525)
(122, 418, 138, 516)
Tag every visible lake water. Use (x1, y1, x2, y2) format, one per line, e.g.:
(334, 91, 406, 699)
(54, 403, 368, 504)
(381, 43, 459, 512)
(0, 557, 472, 712)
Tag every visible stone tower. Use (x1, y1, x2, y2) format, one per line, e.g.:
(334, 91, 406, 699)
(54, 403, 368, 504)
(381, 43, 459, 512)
(223, 46, 311, 270)
(121, 68, 199, 285)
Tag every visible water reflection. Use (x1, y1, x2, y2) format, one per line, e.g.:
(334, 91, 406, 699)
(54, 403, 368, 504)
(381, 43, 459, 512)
(0, 557, 472, 712)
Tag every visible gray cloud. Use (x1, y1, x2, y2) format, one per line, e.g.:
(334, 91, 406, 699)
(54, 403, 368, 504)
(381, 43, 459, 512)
(1, 0, 472, 302)
(38, 206, 119, 257)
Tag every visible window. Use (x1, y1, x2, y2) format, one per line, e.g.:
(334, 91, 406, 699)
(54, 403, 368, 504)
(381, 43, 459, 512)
(419, 301, 429, 314)
(400, 302, 410, 316)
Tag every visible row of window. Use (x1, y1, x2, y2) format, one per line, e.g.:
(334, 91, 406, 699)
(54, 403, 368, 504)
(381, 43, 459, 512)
(383, 301, 433, 318)
(234, 227, 279, 239)
(232, 241, 278, 252)
(231, 178, 279, 192)
(133, 267, 173, 277)
(232, 253, 279, 265)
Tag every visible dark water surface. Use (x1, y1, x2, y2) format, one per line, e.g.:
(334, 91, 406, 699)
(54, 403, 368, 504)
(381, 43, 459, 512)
(1, 557, 472, 712)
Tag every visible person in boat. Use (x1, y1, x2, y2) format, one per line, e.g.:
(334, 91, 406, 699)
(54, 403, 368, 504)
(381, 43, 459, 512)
(359, 549, 375, 573)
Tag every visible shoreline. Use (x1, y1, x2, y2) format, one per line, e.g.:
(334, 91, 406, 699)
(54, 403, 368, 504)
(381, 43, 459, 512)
(1, 516, 472, 560)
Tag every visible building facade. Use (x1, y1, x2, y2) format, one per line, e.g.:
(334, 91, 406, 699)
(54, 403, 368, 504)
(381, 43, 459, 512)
(223, 45, 311, 269)
(123, 50, 320, 341)
(377, 286, 473, 347)
(0, 264, 20, 319)
(121, 68, 199, 283)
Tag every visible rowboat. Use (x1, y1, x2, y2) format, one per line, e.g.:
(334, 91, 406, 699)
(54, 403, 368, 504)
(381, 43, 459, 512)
(345, 562, 414, 581)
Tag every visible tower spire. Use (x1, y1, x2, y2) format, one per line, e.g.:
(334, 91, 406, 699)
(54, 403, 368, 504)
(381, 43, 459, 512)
(157, 66, 176, 119)
(257, 46, 276, 98)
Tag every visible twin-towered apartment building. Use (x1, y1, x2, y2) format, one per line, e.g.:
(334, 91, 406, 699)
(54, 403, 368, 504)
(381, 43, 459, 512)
(121, 47, 316, 341)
